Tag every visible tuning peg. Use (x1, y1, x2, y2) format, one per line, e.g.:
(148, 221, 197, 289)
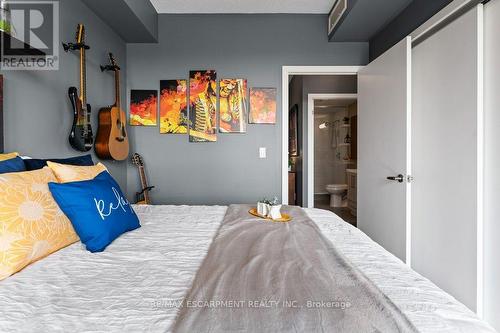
(100, 65, 106, 72)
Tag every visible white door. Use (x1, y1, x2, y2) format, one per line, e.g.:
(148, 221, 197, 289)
(358, 37, 411, 263)
(412, 6, 482, 312)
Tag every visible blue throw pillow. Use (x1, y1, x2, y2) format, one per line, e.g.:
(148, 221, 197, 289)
(0, 156, 27, 174)
(24, 154, 94, 171)
(48, 171, 140, 252)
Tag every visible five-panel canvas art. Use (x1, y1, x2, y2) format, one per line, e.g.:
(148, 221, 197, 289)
(129, 70, 276, 141)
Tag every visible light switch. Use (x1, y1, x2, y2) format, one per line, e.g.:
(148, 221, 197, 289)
(259, 147, 267, 159)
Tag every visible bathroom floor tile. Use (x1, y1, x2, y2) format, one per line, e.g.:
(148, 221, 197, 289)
(314, 194, 357, 227)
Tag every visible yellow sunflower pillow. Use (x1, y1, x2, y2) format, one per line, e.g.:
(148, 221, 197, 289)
(0, 152, 19, 161)
(0, 167, 79, 281)
(47, 162, 107, 183)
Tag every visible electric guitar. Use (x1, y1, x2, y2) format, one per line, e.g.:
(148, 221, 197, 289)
(63, 24, 93, 152)
(95, 53, 129, 160)
(131, 153, 154, 205)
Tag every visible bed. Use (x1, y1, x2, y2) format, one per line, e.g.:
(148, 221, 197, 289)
(0, 205, 494, 332)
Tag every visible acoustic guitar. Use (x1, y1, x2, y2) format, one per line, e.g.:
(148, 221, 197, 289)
(63, 24, 93, 152)
(95, 53, 129, 160)
(131, 153, 154, 205)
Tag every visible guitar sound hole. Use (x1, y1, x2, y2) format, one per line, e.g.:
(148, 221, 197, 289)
(116, 120, 127, 139)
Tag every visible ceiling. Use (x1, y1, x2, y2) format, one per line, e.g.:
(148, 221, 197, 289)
(149, 0, 413, 43)
(150, 0, 335, 14)
(331, 0, 412, 41)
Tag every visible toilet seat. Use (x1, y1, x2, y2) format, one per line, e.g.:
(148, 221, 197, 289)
(326, 184, 348, 192)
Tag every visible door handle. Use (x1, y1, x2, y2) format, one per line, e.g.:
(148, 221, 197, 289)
(387, 174, 404, 183)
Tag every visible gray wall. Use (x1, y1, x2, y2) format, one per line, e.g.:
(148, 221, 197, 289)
(1, 0, 128, 188)
(126, 14, 368, 205)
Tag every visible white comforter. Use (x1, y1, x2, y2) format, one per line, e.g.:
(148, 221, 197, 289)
(0, 205, 494, 333)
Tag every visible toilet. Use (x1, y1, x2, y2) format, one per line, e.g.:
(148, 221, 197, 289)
(325, 184, 348, 207)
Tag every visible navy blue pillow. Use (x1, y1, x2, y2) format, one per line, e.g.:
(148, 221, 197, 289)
(24, 154, 94, 171)
(48, 171, 140, 253)
(0, 156, 27, 174)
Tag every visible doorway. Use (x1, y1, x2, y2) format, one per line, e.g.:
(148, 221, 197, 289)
(310, 94, 357, 226)
(282, 66, 362, 208)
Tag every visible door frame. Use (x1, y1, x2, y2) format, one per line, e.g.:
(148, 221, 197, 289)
(307, 93, 358, 208)
(281, 66, 363, 205)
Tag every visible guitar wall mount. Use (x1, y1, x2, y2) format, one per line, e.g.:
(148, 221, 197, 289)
(62, 42, 90, 52)
(100, 64, 120, 72)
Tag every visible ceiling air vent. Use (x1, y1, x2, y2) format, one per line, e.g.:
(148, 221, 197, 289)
(328, 0, 348, 35)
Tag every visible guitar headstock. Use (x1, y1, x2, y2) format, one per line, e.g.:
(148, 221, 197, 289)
(62, 24, 88, 52)
(131, 153, 144, 167)
(100, 52, 120, 72)
(109, 53, 116, 66)
(76, 23, 85, 44)
(109, 53, 120, 71)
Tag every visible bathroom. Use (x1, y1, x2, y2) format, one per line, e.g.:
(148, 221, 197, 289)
(314, 97, 357, 226)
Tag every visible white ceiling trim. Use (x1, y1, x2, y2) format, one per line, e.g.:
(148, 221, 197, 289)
(149, 0, 335, 14)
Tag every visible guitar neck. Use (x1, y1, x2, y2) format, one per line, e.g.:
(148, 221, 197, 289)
(114, 69, 120, 109)
(80, 47, 87, 106)
(138, 166, 150, 203)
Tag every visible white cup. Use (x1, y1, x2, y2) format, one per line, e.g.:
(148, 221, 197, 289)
(268, 205, 282, 220)
(257, 202, 269, 216)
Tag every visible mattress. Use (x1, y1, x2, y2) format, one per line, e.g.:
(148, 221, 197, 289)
(0, 205, 494, 333)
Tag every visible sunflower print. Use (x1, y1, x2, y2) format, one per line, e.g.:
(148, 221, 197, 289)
(47, 161, 107, 183)
(0, 167, 78, 281)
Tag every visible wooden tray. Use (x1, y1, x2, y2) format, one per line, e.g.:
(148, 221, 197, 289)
(248, 208, 292, 223)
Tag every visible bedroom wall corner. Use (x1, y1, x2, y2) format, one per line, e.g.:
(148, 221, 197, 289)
(1, 0, 128, 190)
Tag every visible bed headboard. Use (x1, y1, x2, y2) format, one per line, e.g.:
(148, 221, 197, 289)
(0, 74, 3, 153)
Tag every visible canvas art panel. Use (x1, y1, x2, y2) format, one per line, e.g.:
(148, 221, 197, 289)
(189, 70, 217, 142)
(160, 80, 188, 134)
(130, 90, 158, 126)
(219, 79, 247, 133)
(249, 88, 277, 124)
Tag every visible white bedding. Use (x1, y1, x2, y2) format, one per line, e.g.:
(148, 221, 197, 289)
(0, 205, 494, 333)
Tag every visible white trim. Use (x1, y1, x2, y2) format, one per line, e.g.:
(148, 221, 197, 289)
(475, 3, 484, 318)
(307, 93, 358, 208)
(281, 66, 362, 205)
